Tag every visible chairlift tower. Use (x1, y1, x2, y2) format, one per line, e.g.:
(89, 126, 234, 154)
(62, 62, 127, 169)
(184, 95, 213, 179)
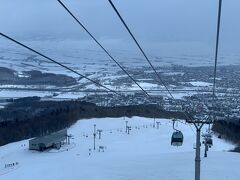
(187, 115, 213, 180)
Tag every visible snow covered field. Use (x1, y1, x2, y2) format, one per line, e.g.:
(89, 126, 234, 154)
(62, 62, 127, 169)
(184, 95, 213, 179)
(0, 117, 239, 180)
(188, 81, 213, 87)
(0, 90, 53, 98)
(0, 39, 236, 100)
(1, 38, 240, 82)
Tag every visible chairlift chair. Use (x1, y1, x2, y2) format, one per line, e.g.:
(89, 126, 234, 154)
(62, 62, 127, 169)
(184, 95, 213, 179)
(203, 132, 213, 147)
(206, 137, 213, 147)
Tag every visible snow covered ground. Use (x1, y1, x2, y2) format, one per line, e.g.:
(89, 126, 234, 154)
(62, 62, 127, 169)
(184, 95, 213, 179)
(0, 39, 236, 99)
(0, 117, 239, 180)
(0, 90, 53, 98)
(188, 81, 213, 87)
(0, 90, 86, 99)
(1, 38, 240, 84)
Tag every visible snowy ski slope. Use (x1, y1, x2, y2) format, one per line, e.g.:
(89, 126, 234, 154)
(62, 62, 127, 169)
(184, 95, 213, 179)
(0, 117, 239, 180)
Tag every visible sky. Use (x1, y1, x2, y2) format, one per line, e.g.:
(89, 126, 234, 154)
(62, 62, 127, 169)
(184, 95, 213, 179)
(0, 0, 240, 56)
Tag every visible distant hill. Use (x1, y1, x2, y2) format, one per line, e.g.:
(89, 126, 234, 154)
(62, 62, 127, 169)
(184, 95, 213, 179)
(0, 67, 77, 86)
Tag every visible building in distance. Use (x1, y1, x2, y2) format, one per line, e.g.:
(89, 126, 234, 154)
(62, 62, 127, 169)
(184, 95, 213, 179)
(29, 129, 68, 151)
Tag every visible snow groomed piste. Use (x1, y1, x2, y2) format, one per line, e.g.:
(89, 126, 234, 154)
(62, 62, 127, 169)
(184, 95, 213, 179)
(0, 117, 239, 180)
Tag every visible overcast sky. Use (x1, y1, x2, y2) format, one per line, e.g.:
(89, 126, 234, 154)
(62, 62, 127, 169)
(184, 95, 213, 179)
(0, 0, 240, 54)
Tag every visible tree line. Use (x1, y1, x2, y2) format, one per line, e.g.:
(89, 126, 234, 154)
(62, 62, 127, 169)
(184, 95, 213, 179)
(0, 98, 186, 146)
(212, 119, 240, 152)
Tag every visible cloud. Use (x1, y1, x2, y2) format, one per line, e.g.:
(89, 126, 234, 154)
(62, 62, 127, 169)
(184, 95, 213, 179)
(0, 0, 239, 54)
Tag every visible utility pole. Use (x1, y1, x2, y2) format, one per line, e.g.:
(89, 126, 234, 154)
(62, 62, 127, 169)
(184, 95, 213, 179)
(93, 124, 96, 150)
(125, 121, 128, 133)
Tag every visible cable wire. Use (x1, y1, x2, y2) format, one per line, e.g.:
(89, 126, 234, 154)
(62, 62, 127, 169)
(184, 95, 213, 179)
(210, 0, 223, 128)
(107, 0, 173, 97)
(0, 34, 200, 126)
(213, 0, 222, 97)
(0, 32, 119, 95)
(57, 0, 152, 99)
(107, 0, 193, 122)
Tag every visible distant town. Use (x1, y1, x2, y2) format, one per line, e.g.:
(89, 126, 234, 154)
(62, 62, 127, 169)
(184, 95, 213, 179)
(77, 65, 240, 122)
(1, 65, 240, 122)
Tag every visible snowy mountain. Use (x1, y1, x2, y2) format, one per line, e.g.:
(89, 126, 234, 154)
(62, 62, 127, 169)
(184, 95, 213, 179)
(0, 117, 238, 180)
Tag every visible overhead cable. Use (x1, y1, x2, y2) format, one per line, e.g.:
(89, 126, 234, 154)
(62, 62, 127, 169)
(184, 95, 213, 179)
(0, 32, 119, 95)
(107, 0, 193, 121)
(213, 0, 222, 97)
(57, 0, 152, 99)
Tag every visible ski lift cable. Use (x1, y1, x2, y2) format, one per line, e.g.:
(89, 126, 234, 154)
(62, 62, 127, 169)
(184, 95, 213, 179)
(107, 0, 173, 98)
(208, 0, 222, 128)
(57, 0, 152, 99)
(0, 32, 120, 95)
(107, 0, 194, 122)
(213, 0, 222, 98)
